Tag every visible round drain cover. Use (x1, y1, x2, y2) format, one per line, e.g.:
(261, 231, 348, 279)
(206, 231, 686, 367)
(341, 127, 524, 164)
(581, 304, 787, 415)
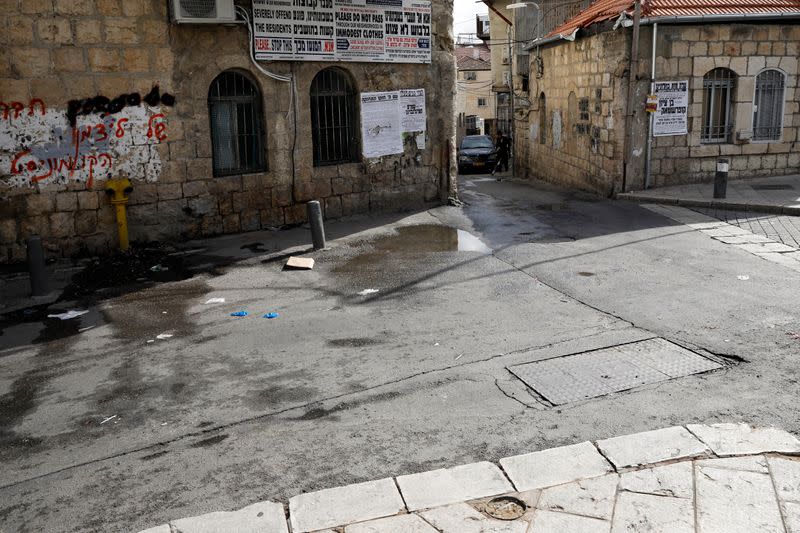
(483, 496, 526, 520)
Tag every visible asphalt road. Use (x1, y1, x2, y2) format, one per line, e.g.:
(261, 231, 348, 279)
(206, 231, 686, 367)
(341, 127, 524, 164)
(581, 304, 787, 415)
(1, 175, 799, 532)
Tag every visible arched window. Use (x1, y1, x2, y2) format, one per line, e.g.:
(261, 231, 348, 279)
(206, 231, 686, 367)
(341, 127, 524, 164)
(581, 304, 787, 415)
(539, 92, 547, 145)
(701, 68, 736, 143)
(310, 68, 359, 166)
(753, 69, 785, 141)
(208, 70, 266, 177)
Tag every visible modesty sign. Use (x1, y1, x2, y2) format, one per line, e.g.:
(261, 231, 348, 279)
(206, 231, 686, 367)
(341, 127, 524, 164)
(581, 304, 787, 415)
(653, 80, 688, 136)
(252, 0, 432, 63)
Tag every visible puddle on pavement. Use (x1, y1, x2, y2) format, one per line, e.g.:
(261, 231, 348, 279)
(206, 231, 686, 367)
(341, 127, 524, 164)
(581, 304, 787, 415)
(347, 225, 491, 257)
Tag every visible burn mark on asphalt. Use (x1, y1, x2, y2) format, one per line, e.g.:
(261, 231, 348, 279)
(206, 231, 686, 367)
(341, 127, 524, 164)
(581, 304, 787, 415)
(293, 390, 403, 421)
(328, 337, 384, 348)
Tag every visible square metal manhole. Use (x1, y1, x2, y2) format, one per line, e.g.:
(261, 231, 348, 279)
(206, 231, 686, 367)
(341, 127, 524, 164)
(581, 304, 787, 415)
(508, 338, 722, 405)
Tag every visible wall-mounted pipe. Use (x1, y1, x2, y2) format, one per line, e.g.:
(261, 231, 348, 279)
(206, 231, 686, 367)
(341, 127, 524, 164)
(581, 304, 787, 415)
(644, 22, 657, 190)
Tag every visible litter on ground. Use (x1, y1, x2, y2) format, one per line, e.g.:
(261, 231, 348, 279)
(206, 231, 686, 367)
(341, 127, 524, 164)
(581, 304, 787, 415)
(156, 333, 173, 340)
(230, 311, 249, 317)
(100, 415, 118, 425)
(286, 256, 315, 270)
(205, 298, 226, 304)
(737, 275, 750, 280)
(263, 312, 280, 319)
(358, 289, 379, 295)
(47, 310, 89, 320)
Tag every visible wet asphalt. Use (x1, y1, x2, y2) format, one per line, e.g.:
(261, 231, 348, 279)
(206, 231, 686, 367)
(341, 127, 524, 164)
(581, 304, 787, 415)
(1, 174, 799, 532)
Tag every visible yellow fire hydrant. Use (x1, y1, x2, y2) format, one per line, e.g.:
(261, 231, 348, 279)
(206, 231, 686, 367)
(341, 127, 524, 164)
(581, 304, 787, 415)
(105, 178, 133, 251)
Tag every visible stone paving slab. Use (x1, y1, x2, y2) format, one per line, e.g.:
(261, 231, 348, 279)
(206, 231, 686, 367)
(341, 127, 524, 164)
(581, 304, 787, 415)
(170, 502, 288, 533)
(611, 491, 694, 533)
(500, 441, 614, 491)
(597, 426, 709, 468)
(687, 422, 800, 456)
(288, 478, 405, 533)
(396, 461, 513, 511)
(136, 423, 800, 533)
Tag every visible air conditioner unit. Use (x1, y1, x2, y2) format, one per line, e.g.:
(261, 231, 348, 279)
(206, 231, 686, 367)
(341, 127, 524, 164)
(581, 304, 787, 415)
(171, 0, 236, 23)
(501, 56, 509, 64)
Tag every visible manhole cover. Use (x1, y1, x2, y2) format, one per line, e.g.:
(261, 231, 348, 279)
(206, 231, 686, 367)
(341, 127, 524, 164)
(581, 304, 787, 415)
(483, 496, 526, 520)
(508, 338, 722, 405)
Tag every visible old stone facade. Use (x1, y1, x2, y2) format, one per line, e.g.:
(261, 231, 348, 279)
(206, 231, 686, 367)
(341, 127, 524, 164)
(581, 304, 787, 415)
(519, 21, 800, 195)
(0, 0, 456, 263)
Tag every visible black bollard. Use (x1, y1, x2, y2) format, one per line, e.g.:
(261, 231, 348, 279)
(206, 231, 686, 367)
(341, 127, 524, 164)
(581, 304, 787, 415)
(26, 235, 49, 296)
(714, 158, 729, 199)
(307, 200, 326, 250)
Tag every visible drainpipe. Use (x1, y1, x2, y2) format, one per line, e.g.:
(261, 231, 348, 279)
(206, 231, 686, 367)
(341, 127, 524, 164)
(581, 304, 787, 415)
(644, 22, 657, 189)
(621, 0, 641, 193)
(508, 29, 515, 180)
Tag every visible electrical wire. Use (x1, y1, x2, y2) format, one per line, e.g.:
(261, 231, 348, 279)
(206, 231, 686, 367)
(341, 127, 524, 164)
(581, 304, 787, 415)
(235, 6, 292, 83)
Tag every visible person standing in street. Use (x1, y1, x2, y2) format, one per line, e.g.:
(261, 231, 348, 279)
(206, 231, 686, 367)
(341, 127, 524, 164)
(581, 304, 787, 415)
(492, 131, 511, 177)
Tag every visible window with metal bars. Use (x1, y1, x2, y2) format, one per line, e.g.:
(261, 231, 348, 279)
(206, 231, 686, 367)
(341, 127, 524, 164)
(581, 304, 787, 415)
(701, 68, 736, 143)
(310, 68, 359, 167)
(539, 92, 547, 145)
(753, 69, 785, 141)
(208, 70, 267, 177)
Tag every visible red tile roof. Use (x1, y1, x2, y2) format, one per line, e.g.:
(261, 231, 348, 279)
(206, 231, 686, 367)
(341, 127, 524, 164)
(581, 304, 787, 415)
(455, 43, 491, 62)
(548, 0, 800, 37)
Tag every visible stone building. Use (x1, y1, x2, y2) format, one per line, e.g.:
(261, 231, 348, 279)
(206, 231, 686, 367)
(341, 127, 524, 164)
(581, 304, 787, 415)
(455, 43, 493, 139)
(0, 0, 456, 263)
(516, 0, 800, 195)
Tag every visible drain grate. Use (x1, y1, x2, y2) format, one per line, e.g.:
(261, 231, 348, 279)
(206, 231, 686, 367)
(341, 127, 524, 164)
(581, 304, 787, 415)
(508, 338, 722, 405)
(751, 184, 794, 190)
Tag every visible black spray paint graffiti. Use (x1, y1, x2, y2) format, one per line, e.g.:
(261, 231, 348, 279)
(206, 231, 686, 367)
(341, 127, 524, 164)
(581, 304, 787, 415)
(67, 85, 175, 126)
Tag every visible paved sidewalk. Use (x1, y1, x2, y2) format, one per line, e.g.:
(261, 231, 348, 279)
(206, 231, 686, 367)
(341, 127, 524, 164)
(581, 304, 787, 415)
(137, 423, 800, 532)
(643, 203, 800, 273)
(618, 174, 800, 214)
(692, 207, 800, 249)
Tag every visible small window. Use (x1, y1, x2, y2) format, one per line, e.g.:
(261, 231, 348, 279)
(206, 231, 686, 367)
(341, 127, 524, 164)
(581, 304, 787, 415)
(310, 67, 359, 166)
(521, 75, 529, 93)
(753, 69, 785, 141)
(477, 98, 487, 107)
(464, 71, 477, 80)
(701, 68, 736, 143)
(208, 70, 267, 177)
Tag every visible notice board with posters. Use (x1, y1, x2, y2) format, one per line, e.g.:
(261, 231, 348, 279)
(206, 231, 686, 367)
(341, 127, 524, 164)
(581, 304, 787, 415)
(252, 0, 432, 63)
(361, 88, 427, 157)
(652, 80, 688, 136)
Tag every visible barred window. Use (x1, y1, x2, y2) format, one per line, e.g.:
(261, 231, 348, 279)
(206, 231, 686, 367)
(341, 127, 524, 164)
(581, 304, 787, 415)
(701, 68, 736, 143)
(208, 70, 266, 177)
(464, 71, 477, 80)
(753, 69, 785, 141)
(477, 98, 487, 107)
(311, 68, 359, 167)
(539, 92, 546, 145)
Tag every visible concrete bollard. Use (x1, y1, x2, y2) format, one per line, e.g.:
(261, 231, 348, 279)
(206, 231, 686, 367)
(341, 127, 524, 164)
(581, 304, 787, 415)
(307, 200, 326, 250)
(714, 158, 729, 199)
(26, 235, 49, 297)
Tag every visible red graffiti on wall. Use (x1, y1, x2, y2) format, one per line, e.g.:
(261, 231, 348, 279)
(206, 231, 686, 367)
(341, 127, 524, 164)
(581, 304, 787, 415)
(10, 149, 113, 186)
(146, 114, 167, 142)
(0, 99, 47, 121)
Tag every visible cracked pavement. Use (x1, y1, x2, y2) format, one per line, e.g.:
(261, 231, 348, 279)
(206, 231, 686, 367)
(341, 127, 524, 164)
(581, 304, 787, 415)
(1, 175, 799, 532)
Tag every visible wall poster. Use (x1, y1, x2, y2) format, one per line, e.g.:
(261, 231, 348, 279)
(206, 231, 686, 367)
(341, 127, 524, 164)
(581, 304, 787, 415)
(360, 88, 427, 157)
(652, 80, 688, 136)
(252, 0, 432, 63)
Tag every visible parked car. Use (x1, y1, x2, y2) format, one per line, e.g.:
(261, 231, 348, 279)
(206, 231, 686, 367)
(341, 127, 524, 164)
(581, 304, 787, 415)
(458, 135, 497, 174)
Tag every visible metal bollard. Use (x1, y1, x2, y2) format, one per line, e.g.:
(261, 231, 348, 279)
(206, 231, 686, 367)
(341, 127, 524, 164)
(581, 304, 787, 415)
(714, 158, 729, 199)
(26, 235, 49, 297)
(306, 200, 326, 250)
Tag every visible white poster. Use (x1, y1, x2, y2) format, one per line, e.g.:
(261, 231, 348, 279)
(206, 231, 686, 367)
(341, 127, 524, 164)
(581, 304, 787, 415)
(653, 80, 688, 136)
(399, 88, 425, 132)
(253, 0, 431, 63)
(361, 91, 403, 158)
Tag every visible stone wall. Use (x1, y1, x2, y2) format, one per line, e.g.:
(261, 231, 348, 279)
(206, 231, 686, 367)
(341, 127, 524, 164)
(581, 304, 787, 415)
(518, 29, 629, 195)
(0, 0, 455, 263)
(645, 24, 800, 189)
(516, 22, 800, 194)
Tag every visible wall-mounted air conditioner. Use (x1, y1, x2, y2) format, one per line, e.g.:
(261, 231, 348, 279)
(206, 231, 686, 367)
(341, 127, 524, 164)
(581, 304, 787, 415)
(501, 56, 509, 65)
(171, 0, 236, 23)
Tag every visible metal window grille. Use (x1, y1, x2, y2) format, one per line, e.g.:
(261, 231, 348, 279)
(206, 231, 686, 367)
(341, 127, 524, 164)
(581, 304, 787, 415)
(208, 70, 266, 177)
(464, 71, 477, 80)
(539, 93, 547, 145)
(701, 68, 735, 143)
(311, 68, 358, 167)
(753, 69, 785, 141)
(496, 93, 510, 135)
(466, 115, 477, 130)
